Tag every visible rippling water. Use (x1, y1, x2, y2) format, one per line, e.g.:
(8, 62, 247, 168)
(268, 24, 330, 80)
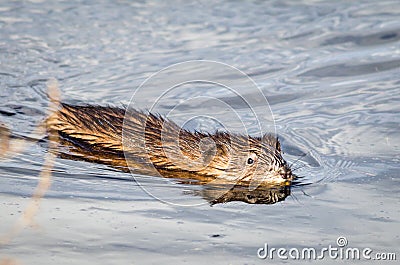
(1, 0, 399, 264)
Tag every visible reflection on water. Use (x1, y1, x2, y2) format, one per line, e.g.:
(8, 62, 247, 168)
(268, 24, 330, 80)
(199, 184, 292, 205)
(1, 0, 399, 264)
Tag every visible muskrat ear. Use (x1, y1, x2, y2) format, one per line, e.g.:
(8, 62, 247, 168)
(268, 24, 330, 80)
(276, 137, 281, 152)
(262, 133, 281, 152)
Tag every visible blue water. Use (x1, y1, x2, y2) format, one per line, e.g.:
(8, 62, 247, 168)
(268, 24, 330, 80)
(0, 0, 399, 264)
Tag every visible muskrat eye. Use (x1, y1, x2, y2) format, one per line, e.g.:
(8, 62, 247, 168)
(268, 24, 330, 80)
(247, 153, 257, 166)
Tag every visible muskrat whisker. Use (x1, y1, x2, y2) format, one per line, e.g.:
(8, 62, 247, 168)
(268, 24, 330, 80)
(289, 150, 311, 168)
(299, 187, 312, 198)
(289, 183, 314, 205)
(289, 191, 301, 205)
(291, 164, 306, 172)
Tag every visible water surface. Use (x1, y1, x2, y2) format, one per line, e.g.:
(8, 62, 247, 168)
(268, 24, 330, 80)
(0, 0, 399, 264)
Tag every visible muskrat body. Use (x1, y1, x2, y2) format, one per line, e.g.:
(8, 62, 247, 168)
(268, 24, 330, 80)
(47, 103, 293, 185)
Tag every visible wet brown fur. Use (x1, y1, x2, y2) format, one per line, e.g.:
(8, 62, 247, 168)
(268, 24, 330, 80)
(47, 103, 293, 184)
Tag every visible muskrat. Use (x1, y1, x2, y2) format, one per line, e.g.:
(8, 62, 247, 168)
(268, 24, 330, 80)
(47, 103, 293, 185)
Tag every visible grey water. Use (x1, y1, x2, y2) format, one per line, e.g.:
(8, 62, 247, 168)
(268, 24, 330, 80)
(0, 0, 399, 264)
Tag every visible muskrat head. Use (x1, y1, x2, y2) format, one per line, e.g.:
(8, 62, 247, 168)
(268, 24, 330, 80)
(202, 133, 293, 185)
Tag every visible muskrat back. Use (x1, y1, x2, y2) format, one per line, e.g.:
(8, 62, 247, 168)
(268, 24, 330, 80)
(47, 103, 293, 184)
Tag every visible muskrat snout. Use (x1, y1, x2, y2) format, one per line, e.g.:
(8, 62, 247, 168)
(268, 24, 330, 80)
(278, 166, 292, 180)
